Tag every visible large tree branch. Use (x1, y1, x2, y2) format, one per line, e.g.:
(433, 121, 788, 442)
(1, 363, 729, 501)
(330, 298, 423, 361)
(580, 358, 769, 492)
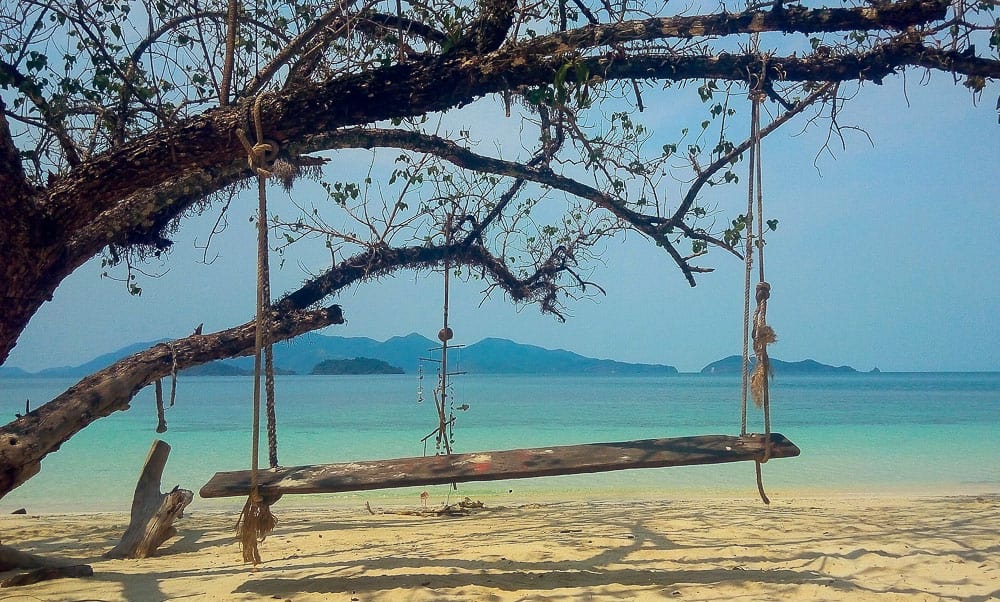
(51, 36, 994, 292)
(360, 12, 449, 45)
(312, 129, 666, 225)
(447, 0, 518, 55)
(517, 0, 947, 54)
(8, 1, 987, 367)
(0, 98, 33, 202)
(0, 305, 344, 497)
(40, 0, 978, 244)
(591, 41, 1000, 85)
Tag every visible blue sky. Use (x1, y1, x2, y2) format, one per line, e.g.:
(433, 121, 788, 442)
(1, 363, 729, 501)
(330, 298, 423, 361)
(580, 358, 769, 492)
(6, 75, 999, 373)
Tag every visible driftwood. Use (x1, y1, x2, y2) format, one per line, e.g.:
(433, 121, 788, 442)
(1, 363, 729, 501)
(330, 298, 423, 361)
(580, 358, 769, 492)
(0, 543, 92, 588)
(1, 565, 93, 587)
(202, 433, 800, 498)
(0, 544, 51, 572)
(365, 497, 486, 517)
(105, 440, 193, 559)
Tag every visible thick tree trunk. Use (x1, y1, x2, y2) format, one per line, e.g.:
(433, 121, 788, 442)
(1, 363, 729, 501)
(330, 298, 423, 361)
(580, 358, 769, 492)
(0, 264, 63, 368)
(106, 440, 192, 559)
(0, 202, 70, 367)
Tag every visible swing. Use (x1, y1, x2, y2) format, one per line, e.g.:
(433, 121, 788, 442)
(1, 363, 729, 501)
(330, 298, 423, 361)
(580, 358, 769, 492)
(206, 66, 796, 538)
(201, 434, 798, 497)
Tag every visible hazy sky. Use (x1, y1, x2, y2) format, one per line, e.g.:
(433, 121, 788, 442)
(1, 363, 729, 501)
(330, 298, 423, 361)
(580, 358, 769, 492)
(6, 76, 998, 373)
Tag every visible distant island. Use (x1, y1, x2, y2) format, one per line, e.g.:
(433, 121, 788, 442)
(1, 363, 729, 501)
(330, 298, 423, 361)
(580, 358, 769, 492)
(311, 357, 404, 375)
(700, 355, 857, 375)
(0, 333, 862, 378)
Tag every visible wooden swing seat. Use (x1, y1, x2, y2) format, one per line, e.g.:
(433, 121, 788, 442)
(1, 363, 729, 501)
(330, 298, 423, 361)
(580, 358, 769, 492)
(199, 432, 798, 498)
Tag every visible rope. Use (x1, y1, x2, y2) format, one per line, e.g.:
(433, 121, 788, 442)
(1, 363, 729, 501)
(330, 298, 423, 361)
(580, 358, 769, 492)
(235, 94, 278, 565)
(154, 379, 167, 434)
(265, 344, 278, 469)
(739, 172, 754, 437)
(740, 44, 775, 504)
(167, 342, 178, 407)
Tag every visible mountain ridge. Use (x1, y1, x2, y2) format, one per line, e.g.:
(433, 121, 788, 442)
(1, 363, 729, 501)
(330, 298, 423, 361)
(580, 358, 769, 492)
(1, 334, 862, 377)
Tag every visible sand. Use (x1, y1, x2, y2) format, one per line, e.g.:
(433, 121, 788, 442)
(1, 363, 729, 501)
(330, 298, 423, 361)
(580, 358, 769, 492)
(0, 494, 998, 601)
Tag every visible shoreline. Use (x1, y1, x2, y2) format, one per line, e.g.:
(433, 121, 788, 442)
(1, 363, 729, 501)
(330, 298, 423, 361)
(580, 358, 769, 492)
(4, 479, 998, 515)
(1, 492, 998, 600)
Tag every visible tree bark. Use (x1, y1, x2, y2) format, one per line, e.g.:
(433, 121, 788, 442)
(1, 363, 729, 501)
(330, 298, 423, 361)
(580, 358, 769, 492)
(105, 440, 192, 559)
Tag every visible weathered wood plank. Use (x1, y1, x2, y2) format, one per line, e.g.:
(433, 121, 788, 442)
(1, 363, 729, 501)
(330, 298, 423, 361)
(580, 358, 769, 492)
(200, 433, 799, 498)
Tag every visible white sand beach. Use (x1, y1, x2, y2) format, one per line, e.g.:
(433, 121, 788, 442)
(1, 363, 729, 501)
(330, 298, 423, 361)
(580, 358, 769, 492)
(1, 493, 997, 600)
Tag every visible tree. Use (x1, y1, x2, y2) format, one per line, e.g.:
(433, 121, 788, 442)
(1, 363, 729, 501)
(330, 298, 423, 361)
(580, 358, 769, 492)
(0, 0, 997, 499)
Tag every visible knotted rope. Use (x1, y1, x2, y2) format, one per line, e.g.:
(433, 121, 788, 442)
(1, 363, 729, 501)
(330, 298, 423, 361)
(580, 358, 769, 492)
(235, 93, 279, 565)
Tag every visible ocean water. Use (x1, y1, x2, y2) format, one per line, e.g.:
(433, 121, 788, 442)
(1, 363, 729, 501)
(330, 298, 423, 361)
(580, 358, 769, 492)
(0, 372, 997, 512)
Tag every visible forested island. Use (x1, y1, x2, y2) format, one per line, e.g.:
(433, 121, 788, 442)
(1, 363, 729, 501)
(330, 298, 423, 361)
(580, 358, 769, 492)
(310, 357, 404, 375)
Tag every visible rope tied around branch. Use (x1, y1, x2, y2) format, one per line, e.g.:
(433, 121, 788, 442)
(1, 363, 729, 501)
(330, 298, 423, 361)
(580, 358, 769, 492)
(236, 94, 279, 177)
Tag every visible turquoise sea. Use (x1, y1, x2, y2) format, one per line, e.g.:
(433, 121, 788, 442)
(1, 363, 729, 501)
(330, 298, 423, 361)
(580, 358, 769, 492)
(0, 372, 998, 513)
